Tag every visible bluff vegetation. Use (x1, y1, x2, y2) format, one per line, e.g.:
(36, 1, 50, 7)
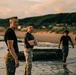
(0, 12, 76, 29)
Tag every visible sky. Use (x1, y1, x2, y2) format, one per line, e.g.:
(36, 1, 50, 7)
(0, 0, 76, 19)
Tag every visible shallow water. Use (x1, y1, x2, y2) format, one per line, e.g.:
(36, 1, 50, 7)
(0, 41, 76, 75)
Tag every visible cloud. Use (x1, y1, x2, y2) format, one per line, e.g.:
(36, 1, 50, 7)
(45, 0, 76, 13)
(0, 0, 76, 18)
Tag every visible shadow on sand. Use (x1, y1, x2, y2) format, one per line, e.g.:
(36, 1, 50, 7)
(63, 64, 70, 75)
(63, 64, 75, 75)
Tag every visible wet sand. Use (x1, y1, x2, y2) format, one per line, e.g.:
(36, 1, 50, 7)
(0, 30, 76, 75)
(0, 42, 76, 75)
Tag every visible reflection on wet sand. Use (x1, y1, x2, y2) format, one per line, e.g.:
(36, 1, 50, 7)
(63, 64, 70, 75)
(0, 41, 76, 75)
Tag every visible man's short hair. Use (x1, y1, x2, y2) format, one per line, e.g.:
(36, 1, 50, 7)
(25, 26, 34, 31)
(64, 30, 69, 34)
(10, 16, 18, 19)
(9, 16, 18, 23)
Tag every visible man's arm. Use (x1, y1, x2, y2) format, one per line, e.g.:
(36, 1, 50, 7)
(69, 37, 74, 48)
(7, 40, 19, 67)
(28, 40, 36, 46)
(59, 37, 62, 48)
(26, 34, 37, 46)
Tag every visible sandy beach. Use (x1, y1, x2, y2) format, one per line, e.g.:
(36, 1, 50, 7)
(0, 30, 76, 75)
(0, 30, 76, 44)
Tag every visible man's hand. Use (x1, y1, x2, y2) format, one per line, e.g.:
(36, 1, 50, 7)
(72, 45, 74, 48)
(34, 40, 37, 45)
(15, 59, 19, 68)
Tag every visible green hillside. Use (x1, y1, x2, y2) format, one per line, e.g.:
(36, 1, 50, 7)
(0, 12, 76, 29)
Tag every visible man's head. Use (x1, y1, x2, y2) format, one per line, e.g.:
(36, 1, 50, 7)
(25, 26, 34, 33)
(9, 16, 18, 29)
(64, 30, 69, 36)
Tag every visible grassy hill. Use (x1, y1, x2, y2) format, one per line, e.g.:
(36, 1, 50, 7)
(0, 12, 76, 29)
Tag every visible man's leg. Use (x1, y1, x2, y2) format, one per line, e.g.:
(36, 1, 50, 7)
(5, 53, 16, 75)
(62, 46, 69, 63)
(24, 48, 33, 75)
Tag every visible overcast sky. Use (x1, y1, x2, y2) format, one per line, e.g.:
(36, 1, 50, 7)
(0, 0, 76, 19)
